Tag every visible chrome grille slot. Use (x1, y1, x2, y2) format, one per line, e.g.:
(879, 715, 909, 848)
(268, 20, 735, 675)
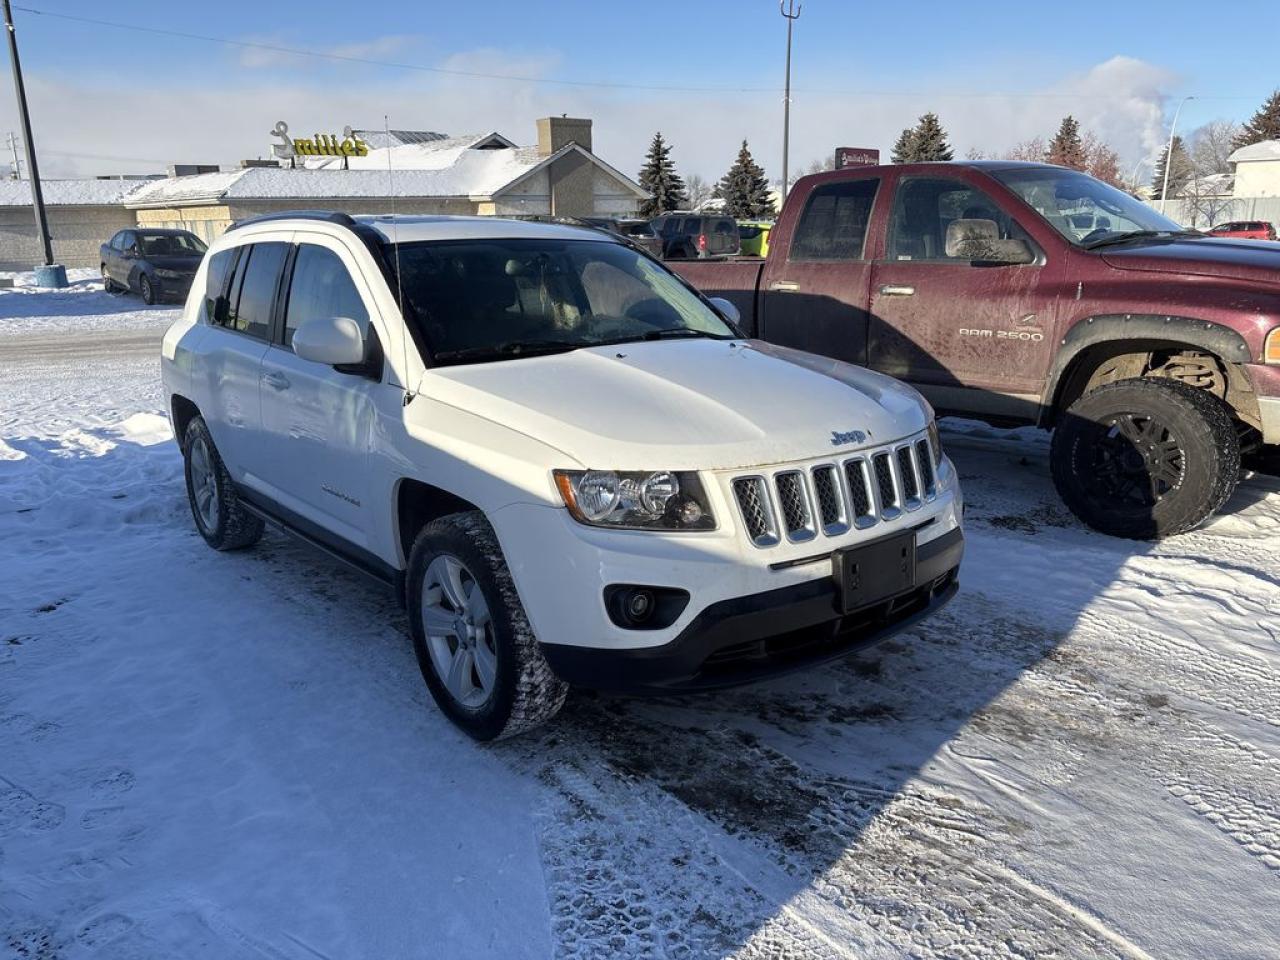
(844, 458, 874, 524)
(733, 476, 778, 547)
(811, 465, 848, 535)
(915, 438, 935, 497)
(897, 445, 920, 506)
(774, 470, 815, 541)
(872, 452, 899, 516)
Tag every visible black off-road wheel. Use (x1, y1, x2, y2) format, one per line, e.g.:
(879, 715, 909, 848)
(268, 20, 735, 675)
(406, 512, 567, 741)
(1051, 377, 1240, 540)
(139, 273, 157, 305)
(182, 416, 264, 551)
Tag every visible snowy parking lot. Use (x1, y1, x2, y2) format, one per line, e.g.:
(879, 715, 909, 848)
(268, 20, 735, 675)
(2, 277, 1279, 959)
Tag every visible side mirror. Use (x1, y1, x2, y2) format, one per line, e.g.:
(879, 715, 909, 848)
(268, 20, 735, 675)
(969, 238, 1034, 265)
(125, 246, 139, 258)
(709, 296, 741, 326)
(292, 315, 367, 367)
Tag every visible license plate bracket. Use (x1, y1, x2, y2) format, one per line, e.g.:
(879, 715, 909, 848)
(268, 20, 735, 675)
(833, 530, 917, 614)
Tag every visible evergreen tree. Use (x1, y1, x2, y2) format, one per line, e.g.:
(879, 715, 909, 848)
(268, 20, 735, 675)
(1233, 90, 1280, 149)
(636, 132, 687, 218)
(717, 140, 774, 218)
(1046, 115, 1087, 170)
(911, 112, 954, 162)
(1151, 135, 1193, 200)
(890, 126, 916, 164)
(892, 113, 953, 163)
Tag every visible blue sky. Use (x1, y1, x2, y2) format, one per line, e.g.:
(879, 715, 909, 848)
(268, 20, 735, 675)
(5, 0, 1277, 180)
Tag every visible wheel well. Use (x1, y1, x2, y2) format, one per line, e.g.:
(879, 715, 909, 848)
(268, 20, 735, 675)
(396, 479, 481, 564)
(1051, 340, 1258, 430)
(170, 395, 200, 445)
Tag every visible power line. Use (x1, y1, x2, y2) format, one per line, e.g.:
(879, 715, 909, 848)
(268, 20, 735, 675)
(11, 5, 1266, 103)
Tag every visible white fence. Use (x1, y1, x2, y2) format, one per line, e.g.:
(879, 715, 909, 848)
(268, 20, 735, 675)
(1147, 196, 1280, 229)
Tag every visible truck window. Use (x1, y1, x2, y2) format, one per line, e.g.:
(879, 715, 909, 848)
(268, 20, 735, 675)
(790, 179, 879, 260)
(888, 178, 1027, 261)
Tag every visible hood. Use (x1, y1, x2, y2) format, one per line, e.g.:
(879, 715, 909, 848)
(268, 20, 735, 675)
(145, 254, 203, 272)
(1101, 236, 1280, 285)
(419, 339, 930, 471)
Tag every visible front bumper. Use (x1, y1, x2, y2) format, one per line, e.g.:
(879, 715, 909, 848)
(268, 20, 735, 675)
(1245, 363, 1280, 445)
(540, 527, 962, 693)
(153, 274, 194, 301)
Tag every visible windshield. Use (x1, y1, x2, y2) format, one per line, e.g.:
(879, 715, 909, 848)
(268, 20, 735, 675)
(989, 167, 1186, 247)
(388, 238, 737, 364)
(138, 232, 207, 256)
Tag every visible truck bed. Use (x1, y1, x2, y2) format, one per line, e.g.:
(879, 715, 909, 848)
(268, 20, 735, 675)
(669, 258, 765, 337)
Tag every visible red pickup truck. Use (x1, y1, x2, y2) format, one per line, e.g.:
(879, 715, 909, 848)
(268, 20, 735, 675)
(671, 160, 1280, 539)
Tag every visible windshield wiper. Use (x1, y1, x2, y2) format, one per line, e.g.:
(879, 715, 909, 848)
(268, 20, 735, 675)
(605, 328, 724, 345)
(435, 339, 580, 362)
(1083, 230, 1201, 250)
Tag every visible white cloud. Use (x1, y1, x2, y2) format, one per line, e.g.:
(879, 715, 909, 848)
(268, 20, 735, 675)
(6, 51, 1182, 185)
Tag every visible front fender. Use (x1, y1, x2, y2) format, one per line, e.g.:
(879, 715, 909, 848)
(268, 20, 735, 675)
(1041, 313, 1253, 422)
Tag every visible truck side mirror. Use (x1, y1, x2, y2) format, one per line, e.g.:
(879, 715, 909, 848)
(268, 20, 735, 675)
(970, 239, 1034, 266)
(709, 296, 741, 326)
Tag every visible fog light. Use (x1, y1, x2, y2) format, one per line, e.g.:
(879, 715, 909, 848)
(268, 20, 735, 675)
(625, 589, 655, 622)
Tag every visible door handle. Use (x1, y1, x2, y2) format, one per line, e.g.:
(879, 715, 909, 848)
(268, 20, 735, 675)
(263, 370, 291, 391)
(878, 284, 916, 297)
(768, 280, 800, 293)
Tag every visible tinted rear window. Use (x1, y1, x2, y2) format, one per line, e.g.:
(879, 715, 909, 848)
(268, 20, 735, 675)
(227, 242, 287, 340)
(791, 178, 879, 260)
(203, 248, 236, 326)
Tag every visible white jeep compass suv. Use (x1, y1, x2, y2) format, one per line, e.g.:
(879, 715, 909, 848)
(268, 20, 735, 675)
(161, 213, 964, 740)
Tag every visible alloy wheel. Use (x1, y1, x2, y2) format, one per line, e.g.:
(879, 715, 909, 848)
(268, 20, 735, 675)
(1089, 412, 1185, 507)
(188, 436, 220, 531)
(420, 554, 498, 709)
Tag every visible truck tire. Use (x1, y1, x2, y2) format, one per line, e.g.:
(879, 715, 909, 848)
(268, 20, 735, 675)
(1050, 377, 1240, 540)
(182, 416, 264, 551)
(406, 512, 567, 741)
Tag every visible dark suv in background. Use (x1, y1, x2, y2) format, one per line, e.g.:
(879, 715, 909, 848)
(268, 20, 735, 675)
(650, 214, 740, 260)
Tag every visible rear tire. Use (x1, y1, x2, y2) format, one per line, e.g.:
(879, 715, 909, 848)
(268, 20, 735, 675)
(406, 512, 567, 741)
(182, 416, 264, 551)
(100, 265, 117, 293)
(139, 273, 156, 305)
(1050, 377, 1240, 540)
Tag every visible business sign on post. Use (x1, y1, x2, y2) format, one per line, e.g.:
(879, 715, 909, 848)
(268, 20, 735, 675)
(835, 147, 880, 168)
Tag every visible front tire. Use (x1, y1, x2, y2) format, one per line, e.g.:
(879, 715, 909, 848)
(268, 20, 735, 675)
(139, 273, 156, 305)
(407, 512, 567, 741)
(182, 416, 264, 551)
(1050, 377, 1240, 539)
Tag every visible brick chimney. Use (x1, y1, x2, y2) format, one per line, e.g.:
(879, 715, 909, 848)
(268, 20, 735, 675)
(537, 116, 593, 156)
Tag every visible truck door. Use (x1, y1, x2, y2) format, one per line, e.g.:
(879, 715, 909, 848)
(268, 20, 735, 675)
(868, 173, 1060, 419)
(757, 175, 883, 366)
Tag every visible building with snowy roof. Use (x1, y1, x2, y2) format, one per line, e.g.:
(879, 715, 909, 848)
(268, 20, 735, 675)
(0, 178, 142, 271)
(1228, 139, 1280, 198)
(127, 117, 647, 243)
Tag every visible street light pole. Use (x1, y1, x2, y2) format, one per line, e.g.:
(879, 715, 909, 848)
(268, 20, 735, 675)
(780, 0, 800, 201)
(2, 0, 54, 267)
(1159, 94, 1194, 216)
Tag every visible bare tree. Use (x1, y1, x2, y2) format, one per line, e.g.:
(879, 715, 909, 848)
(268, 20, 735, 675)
(684, 173, 714, 211)
(1188, 119, 1242, 178)
(1180, 173, 1236, 228)
(1004, 136, 1048, 162)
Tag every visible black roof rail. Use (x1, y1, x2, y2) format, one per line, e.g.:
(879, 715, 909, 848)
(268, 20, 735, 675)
(226, 210, 358, 233)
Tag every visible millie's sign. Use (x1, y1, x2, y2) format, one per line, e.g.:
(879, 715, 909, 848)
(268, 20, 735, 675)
(271, 121, 369, 160)
(835, 146, 880, 168)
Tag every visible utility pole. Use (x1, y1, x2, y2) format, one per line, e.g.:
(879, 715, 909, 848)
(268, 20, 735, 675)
(1159, 95, 1194, 216)
(2, 0, 56, 271)
(6, 132, 20, 179)
(780, 0, 800, 202)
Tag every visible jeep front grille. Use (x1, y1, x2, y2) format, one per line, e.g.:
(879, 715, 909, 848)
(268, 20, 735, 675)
(731, 436, 937, 548)
(732, 476, 778, 546)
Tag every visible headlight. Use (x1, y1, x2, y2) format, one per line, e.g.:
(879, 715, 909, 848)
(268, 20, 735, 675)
(155, 268, 185, 279)
(927, 419, 943, 466)
(554, 469, 716, 530)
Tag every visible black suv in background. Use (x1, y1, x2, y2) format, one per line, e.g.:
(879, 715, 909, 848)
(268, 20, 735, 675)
(650, 214, 740, 260)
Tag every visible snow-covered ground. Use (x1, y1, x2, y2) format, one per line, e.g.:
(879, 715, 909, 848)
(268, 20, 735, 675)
(2, 280, 1279, 959)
